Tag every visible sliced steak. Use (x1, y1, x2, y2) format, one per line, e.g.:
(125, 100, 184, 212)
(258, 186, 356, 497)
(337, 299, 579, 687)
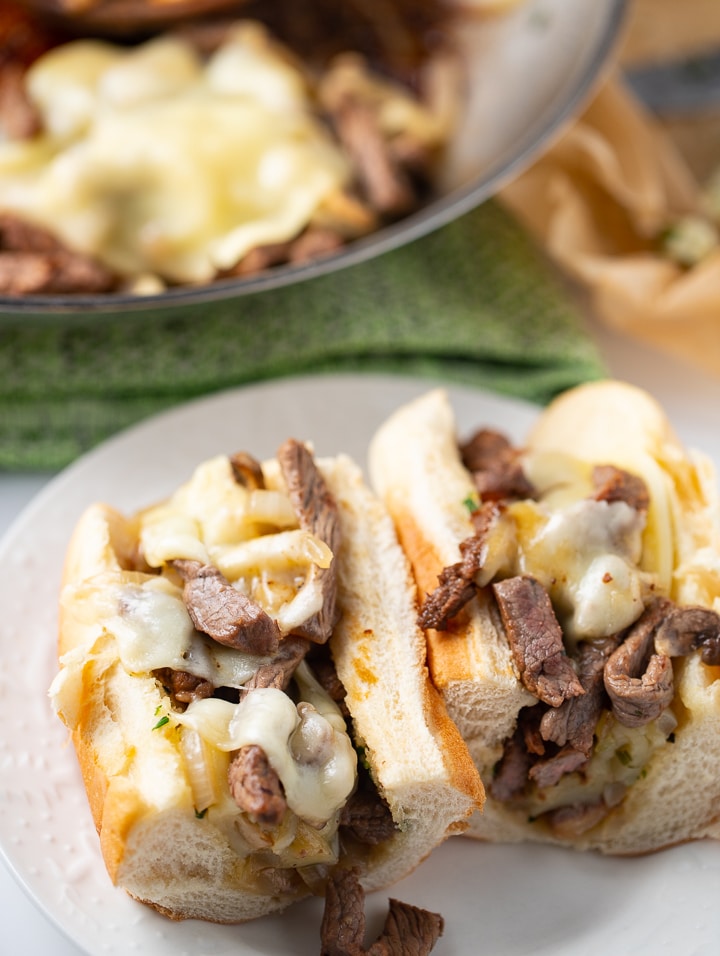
(339, 783, 397, 846)
(654, 604, 720, 665)
(321, 866, 367, 956)
(460, 428, 536, 502)
(227, 743, 286, 826)
(320, 866, 444, 956)
(488, 720, 535, 802)
(152, 667, 213, 706)
(277, 438, 340, 643)
(591, 465, 650, 512)
(367, 898, 444, 956)
(417, 502, 502, 630)
(244, 636, 310, 691)
(540, 635, 622, 756)
(528, 744, 589, 789)
(173, 559, 280, 656)
(492, 575, 584, 707)
(326, 94, 416, 218)
(603, 598, 675, 727)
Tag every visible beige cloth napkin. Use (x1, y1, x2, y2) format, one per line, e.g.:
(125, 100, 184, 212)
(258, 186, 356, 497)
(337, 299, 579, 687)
(499, 0, 720, 378)
(500, 76, 720, 377)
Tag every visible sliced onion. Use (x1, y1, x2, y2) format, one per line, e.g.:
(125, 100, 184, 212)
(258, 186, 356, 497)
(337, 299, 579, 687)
(179, 726, 227, 812)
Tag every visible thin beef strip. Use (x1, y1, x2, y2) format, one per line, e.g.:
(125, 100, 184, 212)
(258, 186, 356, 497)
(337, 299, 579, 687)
(460, 428, 536, 502)
(489, 709, 539, 802)
(153, 667, 213, 706)
(339, 781, 397, 846)
(320, 867, 444, 956)
(540, 635, 622, 756)
(603, 598, 675, 727)
(173, 559, 280, 656)
(591, 464, 650, 512)
(277, 438, 340, 643)
(227, 744, 287, 826)
(244, 636, 310, 691)
(418, 502, 502, 630)
(492, 575, 584, 707)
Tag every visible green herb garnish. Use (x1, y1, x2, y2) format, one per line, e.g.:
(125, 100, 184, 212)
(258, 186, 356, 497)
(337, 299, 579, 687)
(152, 715, 170, 731)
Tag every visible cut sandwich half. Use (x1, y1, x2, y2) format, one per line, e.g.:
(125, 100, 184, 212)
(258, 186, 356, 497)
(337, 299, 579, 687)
(369, 381, 720, 854)
(50, 439, 483, 923)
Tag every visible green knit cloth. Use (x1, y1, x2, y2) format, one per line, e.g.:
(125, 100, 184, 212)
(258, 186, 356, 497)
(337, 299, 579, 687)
(0, 201, 606, 471)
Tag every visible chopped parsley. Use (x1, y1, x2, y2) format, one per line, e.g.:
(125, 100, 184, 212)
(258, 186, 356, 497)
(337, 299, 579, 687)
(462, 494, 479, 514)
(152, 715, 170, 731)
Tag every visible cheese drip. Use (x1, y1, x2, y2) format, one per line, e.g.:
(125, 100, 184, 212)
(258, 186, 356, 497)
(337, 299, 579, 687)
(176, 663, 357, 827)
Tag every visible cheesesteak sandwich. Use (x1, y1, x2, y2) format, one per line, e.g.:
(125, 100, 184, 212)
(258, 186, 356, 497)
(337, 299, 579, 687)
(369, 381, 720, 854)
(50, 439, 483, 923)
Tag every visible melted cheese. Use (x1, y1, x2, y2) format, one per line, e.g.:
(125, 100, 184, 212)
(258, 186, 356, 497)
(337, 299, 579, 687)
(176, 678, 357, 827)
(509, 498, 650, 646)
(0, 23, 352, 283)
(506, 451, 659, 649)
(59, 572, 268, 686)
(139, 454, 333, 634)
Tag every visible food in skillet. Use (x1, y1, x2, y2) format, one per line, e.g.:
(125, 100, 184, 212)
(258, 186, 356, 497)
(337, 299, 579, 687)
(369, 381, 720, 853)
(0, 1, 460, 295)
(49, 438, 483, 924)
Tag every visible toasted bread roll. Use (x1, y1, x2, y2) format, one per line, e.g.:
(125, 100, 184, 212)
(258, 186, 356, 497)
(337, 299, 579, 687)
(369, 382, 720, 854)
(50, 443, 482, 922)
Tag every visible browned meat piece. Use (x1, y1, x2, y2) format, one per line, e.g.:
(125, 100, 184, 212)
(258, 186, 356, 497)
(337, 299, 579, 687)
(367, 898, 444, 956)
(244, 635, 310, 691)
(417, 502, 501, 630)
(339, 784, 397, 846)
(320, 867, 368, 956)
(152, 667, 213, 706)
(320, 866, 444, 956)
(227, 743, 287, 826)
(277, 438, 340, 643)
(460, 428, 536, 502)
(603, 599, 675, 727)
(591, 464, 650, 512)
(0, 60, 41, 140)
(328, 96, 416, 218)
(540, 635, 622, 756)
(492, 575, 584, 707)
(227, 239, 293, 277)
(654, 604, 720, 665)
(543, 800, 609, 838)
(309, 646, 349, 715)
(288, 227, 345, 263)
(0, 2, 57, 142)
(528, 744, 589, 789)
(0, 214, 117, 295)
(173, 559, 280, 655)
(229, 451, 265, 489)
(488, 722, 535, 802)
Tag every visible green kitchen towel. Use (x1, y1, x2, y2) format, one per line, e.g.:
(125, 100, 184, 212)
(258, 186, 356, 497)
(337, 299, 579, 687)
(0, 200, 606, 471)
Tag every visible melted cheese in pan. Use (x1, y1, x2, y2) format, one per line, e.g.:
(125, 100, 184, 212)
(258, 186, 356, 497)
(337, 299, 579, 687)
(0, 24, 352, 283)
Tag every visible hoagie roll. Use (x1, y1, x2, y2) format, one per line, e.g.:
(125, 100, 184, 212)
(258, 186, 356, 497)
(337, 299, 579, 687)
(369, 381, 720, 854)
(50, 440, 483, 923)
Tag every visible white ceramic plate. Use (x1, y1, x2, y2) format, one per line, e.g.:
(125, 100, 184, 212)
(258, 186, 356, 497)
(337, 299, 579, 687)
(1, 374, 719, 956)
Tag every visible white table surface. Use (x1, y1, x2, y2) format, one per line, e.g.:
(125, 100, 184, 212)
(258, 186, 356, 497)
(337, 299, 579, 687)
(2, 319, 720, 955)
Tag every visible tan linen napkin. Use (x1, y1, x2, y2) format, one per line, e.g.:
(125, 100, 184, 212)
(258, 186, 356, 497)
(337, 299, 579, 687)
(499, 74, 720, 377)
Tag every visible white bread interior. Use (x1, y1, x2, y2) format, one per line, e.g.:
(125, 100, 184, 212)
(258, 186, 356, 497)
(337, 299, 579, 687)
(52, 450, 482, 922)
(322, 455, 484, 890)
(369, 382, 720, 854)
